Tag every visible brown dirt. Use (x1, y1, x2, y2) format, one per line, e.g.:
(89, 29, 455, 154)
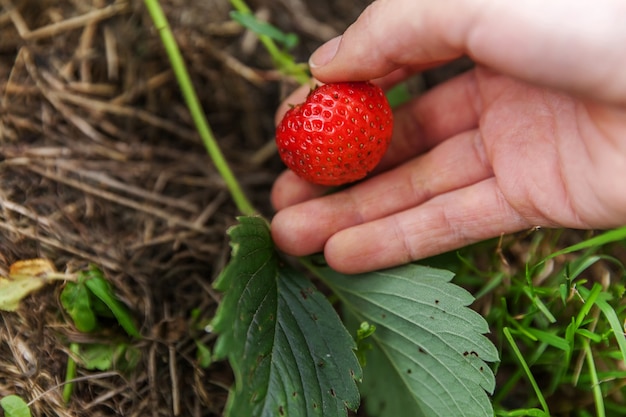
(0, 0, 375, 416)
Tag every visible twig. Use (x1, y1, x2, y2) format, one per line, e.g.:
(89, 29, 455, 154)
(110, 70, 172, 105)
(103, 25, 119, 80)
(165, 303, 181, 416)
(17, 1, 129, 41)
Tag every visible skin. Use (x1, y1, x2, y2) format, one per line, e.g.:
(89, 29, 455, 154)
(270, 0, 626, 274)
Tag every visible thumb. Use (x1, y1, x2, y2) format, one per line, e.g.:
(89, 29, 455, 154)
(308, 0, 467, 83)
(308, 0, 626, 105)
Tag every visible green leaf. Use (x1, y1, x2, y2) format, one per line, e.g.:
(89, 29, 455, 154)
(60, 281, 97, 332)
(0, 275, 47, 312)
(308, 262, 498, 417)
(385, 82, 412, 108)
(230, 11, 299, 49)
(533, 226, 626, 275)
(211, 216, 362, 417)
(579, 286, 626, 368)
(82, 267, 140, 338)
(195, 340, 212, 369)
(0, 395, 31, 417)
(525, 328, 570, 352)
(503, 328, 550, 414)
(75, 343, 128, 371)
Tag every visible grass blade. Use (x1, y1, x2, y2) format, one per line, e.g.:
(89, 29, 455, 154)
(595, 297, 626, 367)
(503, 327, 550, 414)
(583, 340, 605, 417)
(543, 227, 626, 261)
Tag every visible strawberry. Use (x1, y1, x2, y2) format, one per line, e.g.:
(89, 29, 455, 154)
(275, 81, 393, 186)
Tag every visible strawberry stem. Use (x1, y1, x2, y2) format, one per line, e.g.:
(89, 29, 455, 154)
(144, 0, 256, 216)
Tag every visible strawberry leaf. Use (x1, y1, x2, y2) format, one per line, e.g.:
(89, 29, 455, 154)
(211, 216, 362, 417)
(308, 262, 498, 417)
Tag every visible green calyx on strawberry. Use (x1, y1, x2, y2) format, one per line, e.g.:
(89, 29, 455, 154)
(275, 81, 394, 186)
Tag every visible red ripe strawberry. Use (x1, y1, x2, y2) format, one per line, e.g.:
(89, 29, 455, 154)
(275, 81, 393, 186)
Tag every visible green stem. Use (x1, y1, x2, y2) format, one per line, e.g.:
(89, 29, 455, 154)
(229, 0, 252, 14)
(63, 343, 80, 404)
(229, 0, 310, 85)
(144, 0, 256, 216)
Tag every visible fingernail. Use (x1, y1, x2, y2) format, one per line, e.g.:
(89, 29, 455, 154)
(309, 36, 341, 68)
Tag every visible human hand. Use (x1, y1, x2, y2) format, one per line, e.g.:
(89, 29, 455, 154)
(270, 0, 626, 274)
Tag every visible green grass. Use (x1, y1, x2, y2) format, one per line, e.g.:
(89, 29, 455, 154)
(429, 228, 626, 416)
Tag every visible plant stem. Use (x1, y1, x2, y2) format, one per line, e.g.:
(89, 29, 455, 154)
(143, 0, 256, 216)
(63, 343, 80, 404)
(229, 0, 310, 85)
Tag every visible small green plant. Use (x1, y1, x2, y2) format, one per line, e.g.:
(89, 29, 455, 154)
(190, 308, 214, 369)
(0, 260, 141, 406)
(354, 321, 377, 367)
(60, 265, 140, 337)
(60, 265, 140, 403)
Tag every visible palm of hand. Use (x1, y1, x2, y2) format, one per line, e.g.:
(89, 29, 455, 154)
(476, 67, 626, 229)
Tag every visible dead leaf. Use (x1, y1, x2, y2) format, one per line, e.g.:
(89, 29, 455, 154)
(9, 258, 57, 277)
(0, 258, 59, 311)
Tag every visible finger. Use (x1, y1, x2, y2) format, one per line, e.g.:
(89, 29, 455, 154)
(310, 0, 626, 104)
(324, 178, 532, 274)
(271, 170, 328, 210)
(271, 128, 492, 256)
